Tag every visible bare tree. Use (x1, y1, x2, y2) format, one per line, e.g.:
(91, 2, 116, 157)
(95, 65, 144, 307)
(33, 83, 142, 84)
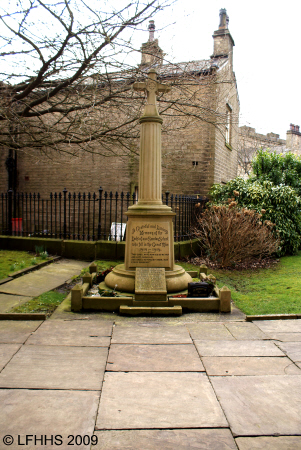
(0, 1, 239, 160)
(0, 0, 170, 155)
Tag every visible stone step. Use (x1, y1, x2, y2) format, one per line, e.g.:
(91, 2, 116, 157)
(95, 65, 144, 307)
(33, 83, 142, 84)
(168, 297, 220, 312)
(119, 305, 182, 316)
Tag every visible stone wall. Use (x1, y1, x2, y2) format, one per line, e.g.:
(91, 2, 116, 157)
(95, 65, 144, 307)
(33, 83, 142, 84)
(15, 148, 136, 195)
(212, 61, 239, 185)
(160, 77, 217, 195)
(237, 125, 299, 177)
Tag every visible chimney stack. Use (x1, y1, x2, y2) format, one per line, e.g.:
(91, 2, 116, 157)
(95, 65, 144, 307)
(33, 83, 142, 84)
(287, 123, 301, 155)
(140, 20, 164, 67)
(212, 9, 235, 67)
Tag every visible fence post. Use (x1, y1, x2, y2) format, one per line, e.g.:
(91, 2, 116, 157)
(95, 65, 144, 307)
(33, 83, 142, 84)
(63, 188, 67, 239)
(165, 191, 169, 206)
(120, 191, 124, 241)
(174, 195, 178, 241)
(7, 189, 13, 235)
(98, 187, 103, 240)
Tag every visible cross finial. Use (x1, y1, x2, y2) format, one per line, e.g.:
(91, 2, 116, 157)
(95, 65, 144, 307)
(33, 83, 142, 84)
(133, 69, 170, 117)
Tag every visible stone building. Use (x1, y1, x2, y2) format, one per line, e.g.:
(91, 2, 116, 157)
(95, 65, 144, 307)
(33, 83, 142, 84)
(287, 124, 301, 155)
(238, 124, 301, 176)
(0, 9, 239, 197)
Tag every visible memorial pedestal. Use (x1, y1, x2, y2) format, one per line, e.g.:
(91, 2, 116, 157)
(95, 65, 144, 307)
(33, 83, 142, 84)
(105, 208, 192, 293)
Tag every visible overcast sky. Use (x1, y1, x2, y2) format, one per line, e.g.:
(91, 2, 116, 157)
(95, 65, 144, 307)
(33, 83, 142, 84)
(133, 0, 301, 140)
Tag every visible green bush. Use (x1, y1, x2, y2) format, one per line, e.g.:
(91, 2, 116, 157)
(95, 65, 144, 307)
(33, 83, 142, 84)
(252, 149, 301, 196)
(210, 178, 301, 255)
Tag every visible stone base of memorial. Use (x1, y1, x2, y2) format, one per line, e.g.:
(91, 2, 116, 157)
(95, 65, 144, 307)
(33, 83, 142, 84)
(71, 263, 231, 314)
(105, 263, 191, 294)
(105, 205, 192, 293)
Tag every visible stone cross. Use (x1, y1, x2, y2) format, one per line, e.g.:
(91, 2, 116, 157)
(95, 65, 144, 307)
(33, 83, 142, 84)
(129, 68, 171, 208)
(133, 69, 170, 116)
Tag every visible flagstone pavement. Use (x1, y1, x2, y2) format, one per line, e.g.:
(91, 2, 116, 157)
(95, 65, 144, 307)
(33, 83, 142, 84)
(0, 260, 301, 449)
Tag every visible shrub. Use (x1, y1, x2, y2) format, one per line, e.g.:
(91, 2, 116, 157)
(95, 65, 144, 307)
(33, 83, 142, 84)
(40, 251, 49, 260)
(194, 203, 280, 267)
(34, 246, 48, 260)
(210, 178, 301, 255)
(252, 149, 301, 196)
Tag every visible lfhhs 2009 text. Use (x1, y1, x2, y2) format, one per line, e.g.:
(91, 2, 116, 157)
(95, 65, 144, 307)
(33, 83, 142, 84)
(2, 434, 98, 446)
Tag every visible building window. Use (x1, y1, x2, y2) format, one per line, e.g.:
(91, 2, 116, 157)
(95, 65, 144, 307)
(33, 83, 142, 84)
(225, 103, 232, 146)
(192, 161, 198, 166)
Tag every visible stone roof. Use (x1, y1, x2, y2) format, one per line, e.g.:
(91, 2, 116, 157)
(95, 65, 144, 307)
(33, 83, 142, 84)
(86, 56, 229, 87)
(145, 57, 229, 78)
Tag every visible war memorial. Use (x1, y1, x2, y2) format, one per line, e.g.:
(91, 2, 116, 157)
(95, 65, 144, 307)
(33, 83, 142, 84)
(71, 69, 231, 315)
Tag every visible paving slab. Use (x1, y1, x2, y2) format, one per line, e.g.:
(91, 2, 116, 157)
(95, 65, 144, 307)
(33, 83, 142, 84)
(225, 322, 269, 340)
(194, 340, 285, 357)
(0, 259, 88, 297)
(186, 322, 235, 340)
(111, 323, 192, 344)
(0, 345, 108, 390)
(277, 342, 301, 367)
(267, 332, 301, 341)
(26, 319, 112, 346)
(0, 344, 21, 371)
(255, 319, 301, 333)
(94, 429, 237, 450)
(0, 320, 43, 343)
(0, 293, 33, 313)
(96, 372, 228, 429)
(0, 389, 99, 450)
(107, 344, 204, 372)
(202, 356, 301, 376)
(211, 375, 301, 436)
(235, 436, 301, 450)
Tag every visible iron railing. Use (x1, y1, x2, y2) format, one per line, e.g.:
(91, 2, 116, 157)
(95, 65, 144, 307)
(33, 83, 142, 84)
(0, 188, 208, 242)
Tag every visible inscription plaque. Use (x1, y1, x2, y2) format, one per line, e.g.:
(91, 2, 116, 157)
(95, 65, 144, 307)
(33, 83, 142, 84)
(135, 267, 167, 302)
(127, 220, 172, 268)
(136, 267, 167, 293)
(188, 282, 213, 298)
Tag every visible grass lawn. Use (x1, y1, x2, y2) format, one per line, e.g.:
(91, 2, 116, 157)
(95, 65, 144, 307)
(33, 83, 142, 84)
(179, 252, 301, 315)
(0, 249, 49, 280)
(11, 291, 66, 316)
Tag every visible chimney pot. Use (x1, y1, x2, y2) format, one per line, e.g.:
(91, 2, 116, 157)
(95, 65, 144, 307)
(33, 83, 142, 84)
(148, 20, 155, 42)
(219, 8, 229, 29)
(290, 123, 295, 131)
(296, 125, 300, 132)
